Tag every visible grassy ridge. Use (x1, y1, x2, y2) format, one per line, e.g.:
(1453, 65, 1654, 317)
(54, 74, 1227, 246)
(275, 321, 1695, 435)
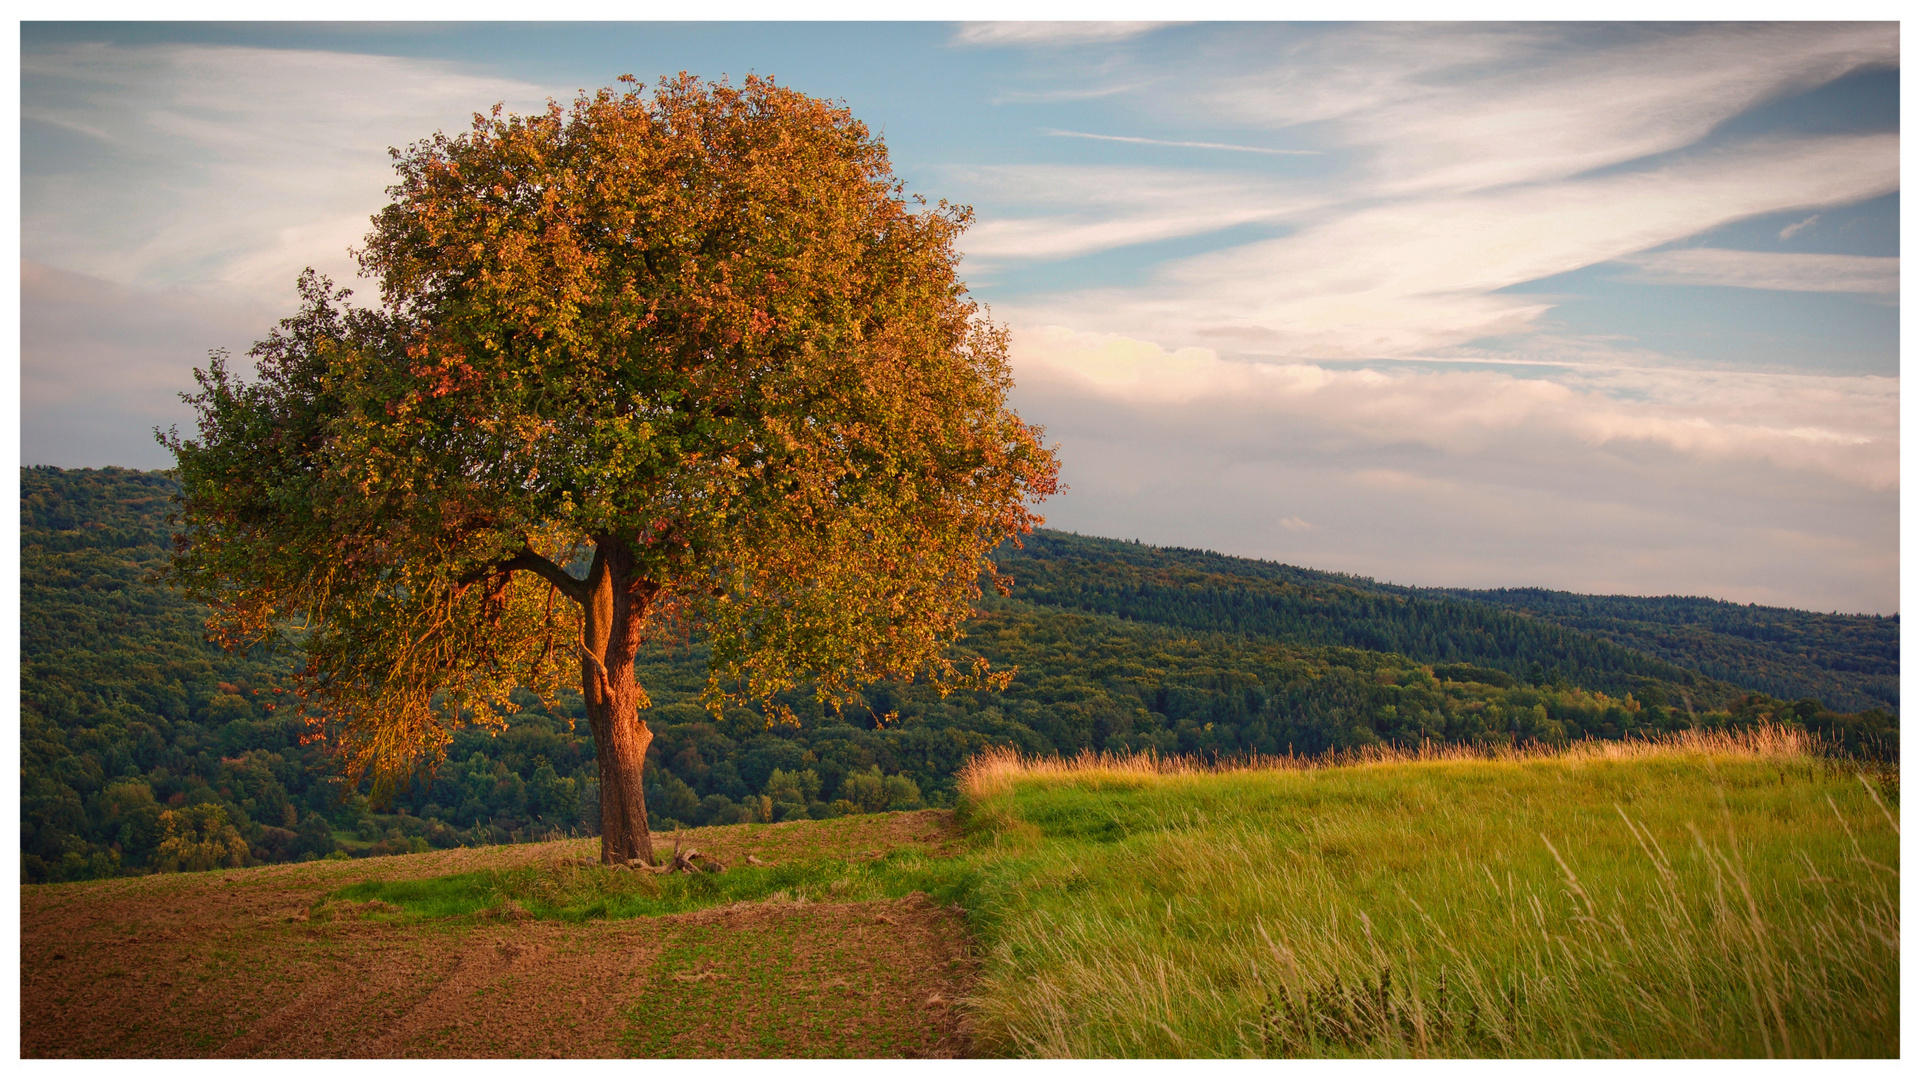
(953, 732, 1898, 1057)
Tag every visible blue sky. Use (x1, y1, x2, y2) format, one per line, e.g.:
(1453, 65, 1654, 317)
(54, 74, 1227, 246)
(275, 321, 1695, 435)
(18, 20, 1901, 613)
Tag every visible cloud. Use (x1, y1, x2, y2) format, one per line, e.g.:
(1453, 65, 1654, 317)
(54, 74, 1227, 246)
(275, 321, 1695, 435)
(22, 42, 556, 304)
(956, 25, 1897, 372)
(1199, 23, 1896, 195)
(995, 132, 1897, 357)
(952, 22, 1171, 47)
(1043, 129, 1321, 155)
(1007, 327, 1897, 612)
(1618, 249, 1897, 293)
(954, 165, 1317, 264)
(1778, 214, 1821, 240)
(1009, 326, 1898, 491)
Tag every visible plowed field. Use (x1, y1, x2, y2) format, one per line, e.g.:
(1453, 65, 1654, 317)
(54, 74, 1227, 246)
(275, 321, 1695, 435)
(22, 810, 976, 1058)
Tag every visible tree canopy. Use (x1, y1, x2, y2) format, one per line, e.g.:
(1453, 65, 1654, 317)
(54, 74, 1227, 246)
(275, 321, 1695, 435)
(164, 74, 1059, 861)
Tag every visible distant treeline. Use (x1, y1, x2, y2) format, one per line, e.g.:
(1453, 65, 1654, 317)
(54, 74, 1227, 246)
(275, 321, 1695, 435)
(19, 467, 1897, 884)
(996, 533, 1721, 699)
(999, 532, 1897, 715)
(1429, 586, 1897, 714)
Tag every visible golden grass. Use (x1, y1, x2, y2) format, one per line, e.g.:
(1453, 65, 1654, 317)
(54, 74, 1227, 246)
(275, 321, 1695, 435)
(958, 724, 1830, 798)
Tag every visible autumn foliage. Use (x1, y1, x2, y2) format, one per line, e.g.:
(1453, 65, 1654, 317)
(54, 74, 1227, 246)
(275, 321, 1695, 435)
(164, 74, 1058, 863)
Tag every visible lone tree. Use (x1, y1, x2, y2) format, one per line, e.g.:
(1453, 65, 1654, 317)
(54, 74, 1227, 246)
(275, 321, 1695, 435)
(163, 75, 1058, 864)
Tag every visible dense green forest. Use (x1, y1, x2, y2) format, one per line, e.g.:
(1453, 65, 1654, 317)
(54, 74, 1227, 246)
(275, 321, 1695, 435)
(1428, 586, 1897, 714)
(993, 532, 1898, 713)
(20, 467, 1898, 883)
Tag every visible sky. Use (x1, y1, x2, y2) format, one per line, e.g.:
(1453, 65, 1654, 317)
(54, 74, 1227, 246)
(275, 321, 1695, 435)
(16, 20, 1903, 614)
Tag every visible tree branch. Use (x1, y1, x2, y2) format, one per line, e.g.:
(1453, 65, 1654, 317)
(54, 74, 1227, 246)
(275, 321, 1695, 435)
(461, 547, 591, 605)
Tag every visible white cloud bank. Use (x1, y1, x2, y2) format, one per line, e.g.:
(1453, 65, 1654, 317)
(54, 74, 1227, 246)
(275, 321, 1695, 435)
(1012, 327, 1897, 492)
(1008, 327, 1897, 612)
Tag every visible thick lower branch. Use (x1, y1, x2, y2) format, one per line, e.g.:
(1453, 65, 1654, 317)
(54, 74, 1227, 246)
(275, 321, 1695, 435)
(460, 546, 591, 605)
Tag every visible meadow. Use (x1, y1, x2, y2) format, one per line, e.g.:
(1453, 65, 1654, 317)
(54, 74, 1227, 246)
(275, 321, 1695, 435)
(951, 728, 1899, 1057)
(22, 728, 1897, 1058)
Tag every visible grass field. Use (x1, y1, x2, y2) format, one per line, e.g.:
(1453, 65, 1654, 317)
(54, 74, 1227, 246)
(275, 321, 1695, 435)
(22, 728, 1897, 1058)
(952, 729, 1900, 1057)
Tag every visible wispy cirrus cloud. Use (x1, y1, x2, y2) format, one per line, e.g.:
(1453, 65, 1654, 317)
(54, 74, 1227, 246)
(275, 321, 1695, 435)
(1779, 214, 1822, 239)
(1043, 128, 1321, 155)
(23, 42, 555, 303)
(965, 24, 1896, 284)
(1617, 249, 1897, 293)
(1199, 22, 1895, 195)
(953, 165, 1317, 264)
(996, 132, 1896, 358)
(952, 22, 1172, 47)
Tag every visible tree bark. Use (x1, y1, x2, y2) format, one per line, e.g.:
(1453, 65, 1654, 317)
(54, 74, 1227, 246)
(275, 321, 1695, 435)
(580, 538, 658, 865)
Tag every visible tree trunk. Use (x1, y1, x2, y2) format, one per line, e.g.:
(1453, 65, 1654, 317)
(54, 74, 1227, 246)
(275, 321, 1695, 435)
(581, 539, 658, 865)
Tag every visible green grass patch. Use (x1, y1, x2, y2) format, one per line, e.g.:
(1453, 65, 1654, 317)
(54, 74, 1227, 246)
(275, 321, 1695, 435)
(327, 844, 979, 922)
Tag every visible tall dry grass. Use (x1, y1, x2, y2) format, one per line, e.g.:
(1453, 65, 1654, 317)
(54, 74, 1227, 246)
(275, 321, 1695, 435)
(958, 724, 1835, 797)
(955, 728, 1898, 1057)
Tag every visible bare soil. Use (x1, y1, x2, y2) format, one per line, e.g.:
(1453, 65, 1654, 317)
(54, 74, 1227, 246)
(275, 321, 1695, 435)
(21, 810, 976, 1058)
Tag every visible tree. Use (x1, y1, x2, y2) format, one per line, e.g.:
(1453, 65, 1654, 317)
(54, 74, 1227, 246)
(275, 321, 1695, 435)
(162, 74, 1058, 865)
(154, 804, 249, 873)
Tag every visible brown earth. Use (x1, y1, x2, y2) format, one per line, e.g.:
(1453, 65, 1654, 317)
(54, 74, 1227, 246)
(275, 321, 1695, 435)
(21, 810, 977, 1058)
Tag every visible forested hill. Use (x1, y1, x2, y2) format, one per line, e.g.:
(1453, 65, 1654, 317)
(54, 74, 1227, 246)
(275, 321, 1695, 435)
(998, 531, 1897, 716)
(997, 533, 1719, 703)
(20, 467, 1897, 885)
(1426, 587, 1897, 715)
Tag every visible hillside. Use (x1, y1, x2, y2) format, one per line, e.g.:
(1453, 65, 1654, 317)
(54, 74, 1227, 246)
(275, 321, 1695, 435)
(1430, 586, 1897, 714)
(997, 530, 1898, 713)
(20, 466, 1898, 885)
